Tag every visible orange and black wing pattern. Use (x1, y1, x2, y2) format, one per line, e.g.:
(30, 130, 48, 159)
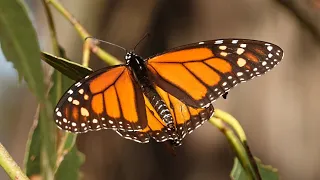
(54, 65, 148, 133)
(116, 85, 214, 143)
(146, 39, 284, 108)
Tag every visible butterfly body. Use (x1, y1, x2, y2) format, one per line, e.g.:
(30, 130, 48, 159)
(125, 51, 179, 142)
(54, 39, 284, 146)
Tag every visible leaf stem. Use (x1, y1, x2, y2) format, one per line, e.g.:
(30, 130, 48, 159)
(210, 109, 262, 180)
(46, 0, 121, 65)
(213, 109, 247, 142)
(213, 109, 261, 180)
(209, 117, 256, 180)
(0, 143, 29, 180)
(82, 40, 91, 67)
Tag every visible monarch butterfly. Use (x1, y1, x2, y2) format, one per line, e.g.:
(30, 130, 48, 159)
(54, 38, 283, 146)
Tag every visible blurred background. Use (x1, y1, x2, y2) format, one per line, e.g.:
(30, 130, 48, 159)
(1, 0, 320, 179)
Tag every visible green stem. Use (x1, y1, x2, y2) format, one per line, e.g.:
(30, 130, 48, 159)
(213, 109, 261, 180)
(82, 41, 91, 67)
(46, 0, 121, 65)
(213, 109, 247, 142)
(0, 143, 29, 180)
(209, 117, 256, 180)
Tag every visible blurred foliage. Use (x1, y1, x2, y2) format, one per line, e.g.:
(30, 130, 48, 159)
(0, 0, 45, 101)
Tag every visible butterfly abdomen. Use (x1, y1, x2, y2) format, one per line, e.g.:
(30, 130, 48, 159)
(143, 85, 174, 126)
(128, 53, 175, 127)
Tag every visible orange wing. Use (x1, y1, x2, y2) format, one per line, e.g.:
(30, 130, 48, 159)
(146, 39, 284, 108)
(116, 85, 214, 143)
(54, 65, 147, 133)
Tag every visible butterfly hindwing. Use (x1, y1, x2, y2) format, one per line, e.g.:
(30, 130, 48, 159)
(116, 85, 214, 143)
(54, 65, 148, 133)
(146, 39, 284, 108)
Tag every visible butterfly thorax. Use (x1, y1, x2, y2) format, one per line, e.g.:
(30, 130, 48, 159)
(125, 52, 176, 131)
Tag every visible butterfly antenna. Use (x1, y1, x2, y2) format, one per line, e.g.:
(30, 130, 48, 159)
(133, 33, 150, 51)
(85, 37, 127, 52)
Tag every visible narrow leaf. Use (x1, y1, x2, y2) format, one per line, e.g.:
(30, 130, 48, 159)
(24, 109, 41, 177)
(41, 52, 92, 81)
(24, 103, 56, 180)
(0, 0, 45, 101)
(231, 157, 279, 180)
(55, 146, 85, 180)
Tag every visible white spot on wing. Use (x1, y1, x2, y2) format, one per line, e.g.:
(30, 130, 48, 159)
(215, 40, 223, 44)
(56, 111, 62, 117)
(220, 52, 228, 57)
(232, 40, 238, 44)
(72, 100, 80, 105)
(78, 89, 84, 94)
(80, 107, 89, 117)
(219, 46, 227, 50)
(75, 82, 82, 87)
(236, 48, 245, 55)
(237, 58, 246, 67)
(240, 44, 247, 48)
(237, 72, 243, 76)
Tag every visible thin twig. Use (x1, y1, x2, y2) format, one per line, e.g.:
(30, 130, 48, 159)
(82, 40, 91, 67)
(0, 143, 29, 180)
(46, 0, 121, 65)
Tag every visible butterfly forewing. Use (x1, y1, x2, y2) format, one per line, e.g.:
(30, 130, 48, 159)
(54, 65, 148, 133)
(146, 39, 284, 108)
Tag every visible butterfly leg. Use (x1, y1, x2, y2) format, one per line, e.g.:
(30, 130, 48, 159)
(222, 92, 228, 99)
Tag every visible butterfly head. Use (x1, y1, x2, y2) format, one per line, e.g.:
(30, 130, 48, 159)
(125, 51, 136, 64)
(125, 51, 144, 65)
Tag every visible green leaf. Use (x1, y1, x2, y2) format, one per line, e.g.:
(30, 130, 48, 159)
(231, 157, 279, 180)
(24, 111, 41, 177)
(0, 0, 45, 101)
(39, 102, 57, 180)
(55, 145, 85, 180)
(41, 52, 92, 81)
(24, 104, 56, 180)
